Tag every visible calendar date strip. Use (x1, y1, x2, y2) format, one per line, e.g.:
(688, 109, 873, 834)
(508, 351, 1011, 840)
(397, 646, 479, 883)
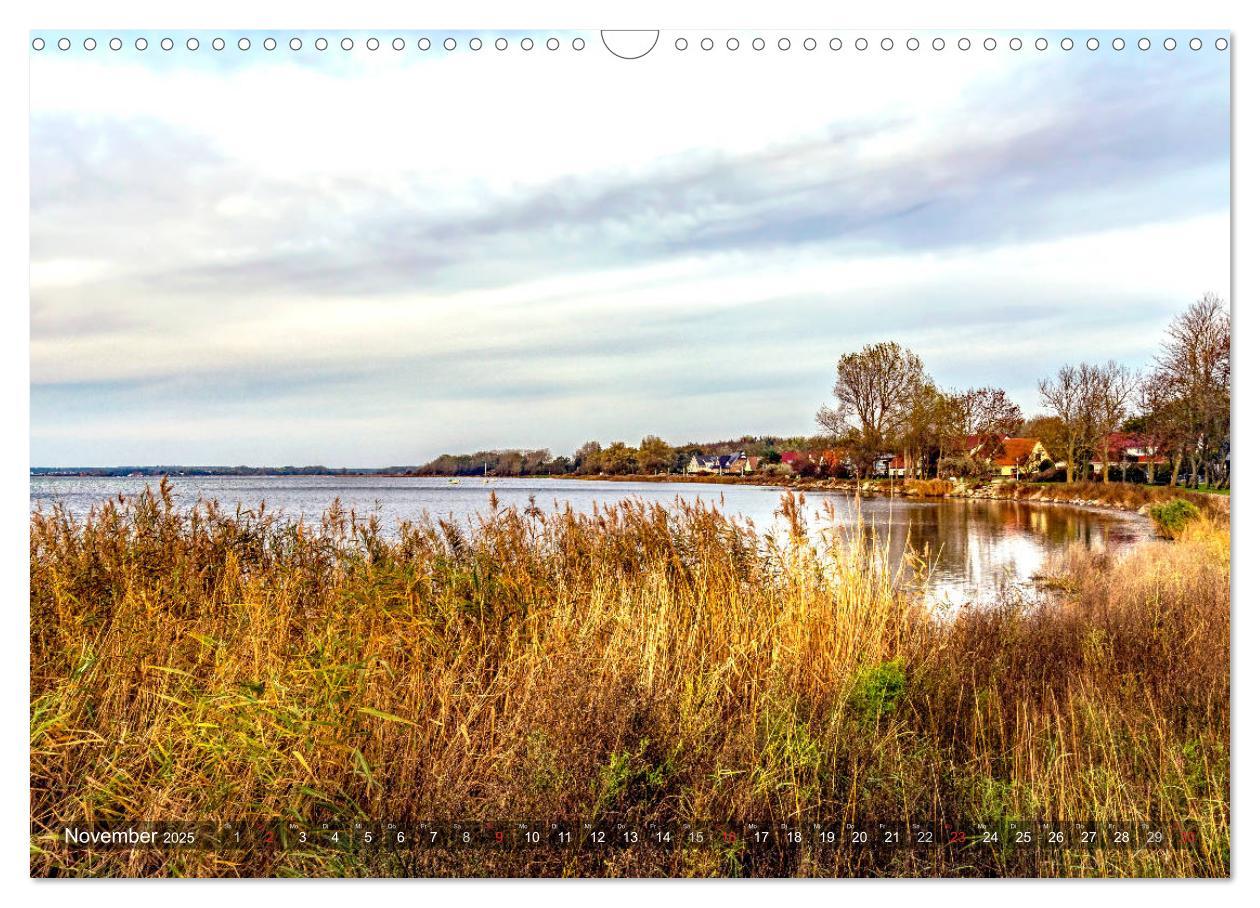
(50, 819, 1204, 851)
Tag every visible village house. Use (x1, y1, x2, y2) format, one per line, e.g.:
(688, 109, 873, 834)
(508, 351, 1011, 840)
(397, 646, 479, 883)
(685, 451, 755, 475)
(991, 438, 1048, 478)
(1089, 432, 1168, 480)
(779, 451, 808, 472)
(684, 454, 719, 474)
(969, 436, 1049, 479)
(778, 449, 851, 476)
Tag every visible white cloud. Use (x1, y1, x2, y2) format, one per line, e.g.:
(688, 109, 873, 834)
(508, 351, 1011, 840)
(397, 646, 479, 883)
(29, 258, 114, 289)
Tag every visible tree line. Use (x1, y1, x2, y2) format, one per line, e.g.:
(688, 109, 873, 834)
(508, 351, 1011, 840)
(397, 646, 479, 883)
(416, 435, 795, 478)
(568, 435, 811, 476)
(814, 293, 1229, 487)
(415, 449, 571, 478)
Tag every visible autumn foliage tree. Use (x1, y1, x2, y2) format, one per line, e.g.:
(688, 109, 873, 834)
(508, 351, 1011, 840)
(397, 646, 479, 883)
(637, 435, 673, 474)
(573, 441, 603, 475)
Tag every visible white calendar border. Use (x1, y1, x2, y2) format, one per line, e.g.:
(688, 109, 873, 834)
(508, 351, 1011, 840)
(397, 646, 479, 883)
(3, 0, 1252, 905)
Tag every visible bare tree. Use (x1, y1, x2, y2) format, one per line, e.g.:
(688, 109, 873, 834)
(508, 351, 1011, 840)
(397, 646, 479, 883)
(953, 386, 1024, 462)
(959, 387, 1024, 438)
(818, 341, 926, 477)
(1151, 294, 1231, 488)
(1134, 377, 1179, 484)
(1084, 361, 1137, 484)
(1038, 364, 1094, 483)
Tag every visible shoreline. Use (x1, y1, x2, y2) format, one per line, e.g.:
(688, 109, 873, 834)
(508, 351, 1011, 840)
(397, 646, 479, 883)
(546, 473, 1229, 516)
(32, 471, 1227, 517)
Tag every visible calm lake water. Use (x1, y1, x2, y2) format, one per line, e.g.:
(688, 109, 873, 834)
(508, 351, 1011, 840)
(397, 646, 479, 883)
(29, 475, 1153, 608)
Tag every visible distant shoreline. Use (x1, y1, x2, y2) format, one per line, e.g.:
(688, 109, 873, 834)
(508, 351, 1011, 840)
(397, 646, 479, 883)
(32, 469, 1226, 515)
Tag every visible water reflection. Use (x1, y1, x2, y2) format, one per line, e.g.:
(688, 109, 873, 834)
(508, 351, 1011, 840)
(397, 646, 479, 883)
(818, 496, 1149, 608)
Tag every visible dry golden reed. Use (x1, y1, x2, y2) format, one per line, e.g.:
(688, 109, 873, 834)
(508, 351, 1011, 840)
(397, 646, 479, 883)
(30, 480, 1229, 877)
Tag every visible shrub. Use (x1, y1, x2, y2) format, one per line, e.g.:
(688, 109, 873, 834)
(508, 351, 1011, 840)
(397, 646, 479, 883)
(938, 455, 984, 479)
(1149, 498, 1201, 537)
(849, 660, 907, 722)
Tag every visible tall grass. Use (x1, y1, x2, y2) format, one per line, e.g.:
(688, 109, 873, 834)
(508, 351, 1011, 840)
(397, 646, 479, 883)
(901, 478, 955, 498)
(30, 481, 1229, 877)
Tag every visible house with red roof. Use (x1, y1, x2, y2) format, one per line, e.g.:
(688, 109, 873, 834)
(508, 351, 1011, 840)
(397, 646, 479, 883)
(1089, 432, 1168, 479)
(780, 450, 808, 471)
(990, 437, 1048, 478)
(963, 435, 1049, 478)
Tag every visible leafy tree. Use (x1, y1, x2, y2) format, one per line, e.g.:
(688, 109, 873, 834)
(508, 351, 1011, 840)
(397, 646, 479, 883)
(542, 455, 572, 475)
(601, 441, 638, 475)
(637, 435, 673, 474)
(672, 446, 702, 474)
(1023, 415, 1068, 467)
(895, 380, 950, 479)
(574, 441, 603, 475)
(417, 448, 553, 477)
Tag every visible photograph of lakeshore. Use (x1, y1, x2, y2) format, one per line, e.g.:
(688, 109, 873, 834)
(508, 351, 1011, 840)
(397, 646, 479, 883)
(29, 30, 1229, 878)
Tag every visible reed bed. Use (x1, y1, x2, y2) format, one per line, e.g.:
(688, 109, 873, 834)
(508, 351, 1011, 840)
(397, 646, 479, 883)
(901, 478, 956, 498)
(30, 481, 1229, 877)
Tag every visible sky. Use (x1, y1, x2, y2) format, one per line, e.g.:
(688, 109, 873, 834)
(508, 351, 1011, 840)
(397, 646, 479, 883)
(29, 30, 1230, 467)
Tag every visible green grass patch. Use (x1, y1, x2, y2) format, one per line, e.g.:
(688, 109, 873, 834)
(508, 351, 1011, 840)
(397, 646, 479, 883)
(1148, 499, 1202, 536)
